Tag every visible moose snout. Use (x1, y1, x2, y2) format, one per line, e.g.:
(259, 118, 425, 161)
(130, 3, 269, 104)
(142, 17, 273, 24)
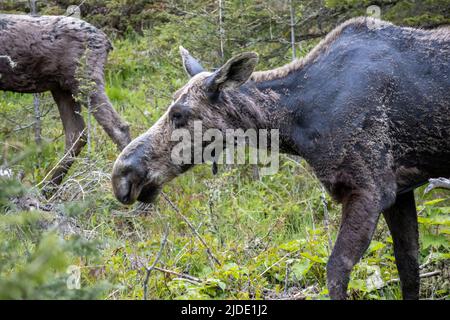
(112, 157, 146, 205)
(113, 176, 134, 204)
(111, 131, 165, 205)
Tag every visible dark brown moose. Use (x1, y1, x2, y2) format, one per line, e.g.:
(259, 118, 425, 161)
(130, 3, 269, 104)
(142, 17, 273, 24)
(0, 14, 131, 187)
(111, 17, 450, 299)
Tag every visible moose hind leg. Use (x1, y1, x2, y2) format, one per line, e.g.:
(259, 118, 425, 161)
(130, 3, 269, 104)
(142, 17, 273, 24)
(90, 86, 131, 150)
(327, 191, 383, 299)
(383, 191, 419, 300)
(47, 89, 87, 188)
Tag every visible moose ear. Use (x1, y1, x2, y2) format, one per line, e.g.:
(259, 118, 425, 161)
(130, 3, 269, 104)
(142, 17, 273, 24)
(206, 52, 258, 92)
(179, 46, 205, 77)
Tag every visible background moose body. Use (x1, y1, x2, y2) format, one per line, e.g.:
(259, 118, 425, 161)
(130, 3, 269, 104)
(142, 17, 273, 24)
(112, 17, 450, 299)
(0, 14, 131, 187)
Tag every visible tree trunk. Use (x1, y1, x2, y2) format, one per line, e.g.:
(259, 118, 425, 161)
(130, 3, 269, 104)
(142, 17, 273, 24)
(218, 0, 225, 61)
(289, 0, 296, 61)
(29, 1, 42, 148)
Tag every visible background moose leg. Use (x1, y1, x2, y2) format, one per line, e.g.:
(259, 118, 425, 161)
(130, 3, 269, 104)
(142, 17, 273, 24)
(383, 191, 419, 300)
(46, 89, 87, 190)
(327, 191, 383, 299)
(90, 86, 131, 150)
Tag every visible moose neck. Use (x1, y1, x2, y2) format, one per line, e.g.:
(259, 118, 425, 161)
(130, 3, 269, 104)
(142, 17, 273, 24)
(225, 75, 303, 155)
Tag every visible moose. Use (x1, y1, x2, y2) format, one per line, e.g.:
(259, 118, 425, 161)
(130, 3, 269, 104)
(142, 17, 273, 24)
(111, 17, 450, 299)
(0, 14, 131, 187)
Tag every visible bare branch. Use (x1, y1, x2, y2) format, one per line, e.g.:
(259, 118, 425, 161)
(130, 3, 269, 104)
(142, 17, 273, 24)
(153, 266, 202, 283)
(33, 94, 42, 146)
(143, 222, 170, 300)
(162, 193, 221, 267)
(424, 178, 450, 194)
(218, 0, 225, 61)
(373, 270, 442, 291)
(321, 188, 333, 253)
(34, 128, 87, 189)
(289, 0, 296, 61)
(66, 0, 87, 17)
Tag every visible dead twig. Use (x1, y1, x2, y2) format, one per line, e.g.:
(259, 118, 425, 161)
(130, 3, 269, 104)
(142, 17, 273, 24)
(375, 270, 442, 290)
(143, 223, 170, 300)
(153, 266, 202, 283)
(34, 128, 87, 189)
(284, 261, 291, 295)
(162, 192, 221, 267)
(321, 188, 333, 253)
(171, 277, 202, 285)
(66, 0, 87, 17)
(259, 250, 299, 278)
(424, 178, 450, 194)
(33, 94, 42, 148)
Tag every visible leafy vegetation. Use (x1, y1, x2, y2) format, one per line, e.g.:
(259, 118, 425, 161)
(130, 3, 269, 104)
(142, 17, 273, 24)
(0, 0, 448, 300)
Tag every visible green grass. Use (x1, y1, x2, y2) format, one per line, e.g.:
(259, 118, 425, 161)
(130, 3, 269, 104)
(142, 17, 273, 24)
(0, 35, 449, 300)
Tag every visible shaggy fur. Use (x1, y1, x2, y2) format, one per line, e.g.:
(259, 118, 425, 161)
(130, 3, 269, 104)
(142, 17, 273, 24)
(112, 18, 450, 299)
(0, 14, 131, 187)
(251, 16, 450, 82)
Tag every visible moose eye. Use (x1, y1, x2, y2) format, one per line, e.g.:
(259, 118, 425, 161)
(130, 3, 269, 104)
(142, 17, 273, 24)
(169, 105, 190, 128)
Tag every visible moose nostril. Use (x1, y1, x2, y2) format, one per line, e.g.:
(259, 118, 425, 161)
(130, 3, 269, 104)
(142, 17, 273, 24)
(112, 154, 146, 205)
(121, 186, 131, 204)
(123, 181, 134, 204)
(127, 181, 134, 201)
(113, 175, 135, 205)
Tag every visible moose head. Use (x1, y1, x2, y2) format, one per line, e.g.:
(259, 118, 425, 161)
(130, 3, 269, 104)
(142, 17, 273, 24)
(111, 47, 281, 205)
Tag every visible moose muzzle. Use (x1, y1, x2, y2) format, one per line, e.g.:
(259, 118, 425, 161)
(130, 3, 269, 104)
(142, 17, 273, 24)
(111, 135, 163, 205)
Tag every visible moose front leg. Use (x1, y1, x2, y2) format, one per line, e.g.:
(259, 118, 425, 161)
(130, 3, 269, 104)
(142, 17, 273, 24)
(327, 191, 382, 299)
(90, 86, 131, 150)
